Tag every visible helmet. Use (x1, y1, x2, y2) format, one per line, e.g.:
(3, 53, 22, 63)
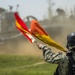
(67, 32, 75, 50)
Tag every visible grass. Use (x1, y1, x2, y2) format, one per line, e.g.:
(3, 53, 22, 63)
(0, 55, 57, 75)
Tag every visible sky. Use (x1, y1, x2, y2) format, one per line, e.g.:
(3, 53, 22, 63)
(0, 0, 75, 20)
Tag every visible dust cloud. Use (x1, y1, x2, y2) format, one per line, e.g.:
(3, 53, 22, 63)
(0, 25, 75, 55)
(0, 24, 75, 55)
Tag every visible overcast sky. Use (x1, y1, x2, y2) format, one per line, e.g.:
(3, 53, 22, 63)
(0, 0, 75, 20)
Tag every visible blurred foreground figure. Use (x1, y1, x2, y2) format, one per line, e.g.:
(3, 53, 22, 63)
(37, 32, 75, 75)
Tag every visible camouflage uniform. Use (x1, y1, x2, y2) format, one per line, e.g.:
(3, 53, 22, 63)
(41, 46, 75, 75)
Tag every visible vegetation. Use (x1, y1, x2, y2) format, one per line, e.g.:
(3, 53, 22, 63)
(0, 55, 57, 75)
